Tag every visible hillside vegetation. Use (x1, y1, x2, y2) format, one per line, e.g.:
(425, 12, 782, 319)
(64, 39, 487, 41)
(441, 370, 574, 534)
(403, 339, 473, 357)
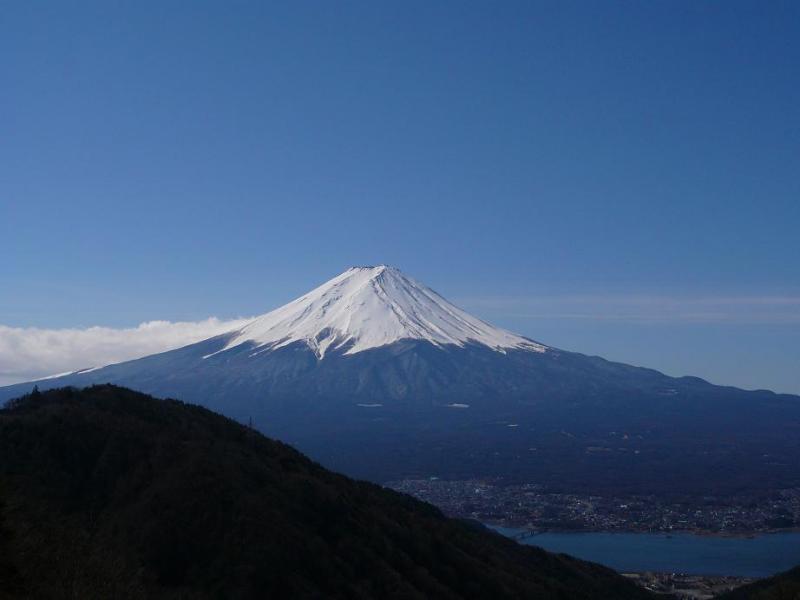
(0, 385, 651, 599)
(720, 566, 800, 599)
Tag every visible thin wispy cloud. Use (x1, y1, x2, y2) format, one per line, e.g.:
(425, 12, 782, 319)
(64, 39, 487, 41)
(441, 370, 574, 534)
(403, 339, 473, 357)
(0, 317, 252, 386)
(459, 294, 800, 324)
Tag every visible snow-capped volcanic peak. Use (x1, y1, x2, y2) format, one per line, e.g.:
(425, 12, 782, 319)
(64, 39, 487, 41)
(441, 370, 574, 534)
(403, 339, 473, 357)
(218, 266, 547, 359)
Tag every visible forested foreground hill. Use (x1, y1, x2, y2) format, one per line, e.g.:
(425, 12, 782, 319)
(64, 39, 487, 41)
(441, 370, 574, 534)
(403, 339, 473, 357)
(0, 385, 651, 600)
(719, 566, 800, 599)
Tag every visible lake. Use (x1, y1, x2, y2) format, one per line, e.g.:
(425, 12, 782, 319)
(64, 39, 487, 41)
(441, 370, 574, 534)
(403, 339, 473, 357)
(490, 527, 800, 577)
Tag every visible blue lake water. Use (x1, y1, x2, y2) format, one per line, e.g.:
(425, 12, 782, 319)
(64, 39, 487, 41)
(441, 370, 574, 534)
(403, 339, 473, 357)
(490, 527, 800, 577)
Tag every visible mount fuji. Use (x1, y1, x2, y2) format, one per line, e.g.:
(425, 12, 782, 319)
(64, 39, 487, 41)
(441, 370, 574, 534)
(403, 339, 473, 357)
(2, 266, 799, 495)
(206, 265, 547, 359)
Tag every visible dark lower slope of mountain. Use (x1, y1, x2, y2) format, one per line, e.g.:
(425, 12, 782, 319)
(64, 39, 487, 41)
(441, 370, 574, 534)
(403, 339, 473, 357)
(3, 337, 799, 496)
(719, 566, 800, 599)
(0, 385, 651, 600)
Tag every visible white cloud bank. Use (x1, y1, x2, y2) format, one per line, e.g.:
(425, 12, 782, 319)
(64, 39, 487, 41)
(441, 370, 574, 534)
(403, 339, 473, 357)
(0, 317, 252, 386)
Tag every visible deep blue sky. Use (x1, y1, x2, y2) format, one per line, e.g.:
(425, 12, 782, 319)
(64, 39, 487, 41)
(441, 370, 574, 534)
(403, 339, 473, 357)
(3, 1, 799, 392)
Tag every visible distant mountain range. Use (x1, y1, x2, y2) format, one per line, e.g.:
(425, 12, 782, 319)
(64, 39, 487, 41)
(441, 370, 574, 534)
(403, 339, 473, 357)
(2, 266, 799, 495)
(0, 385, 651, 599)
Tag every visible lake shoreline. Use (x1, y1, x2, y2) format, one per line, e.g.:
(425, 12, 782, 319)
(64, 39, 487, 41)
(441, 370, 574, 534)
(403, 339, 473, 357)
(488, 525, 800, 578)
(485, 521, 800, 539)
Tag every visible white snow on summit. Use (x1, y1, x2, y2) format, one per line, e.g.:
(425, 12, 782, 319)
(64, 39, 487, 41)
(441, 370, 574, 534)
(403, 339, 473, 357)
(215, 266, 546, 359)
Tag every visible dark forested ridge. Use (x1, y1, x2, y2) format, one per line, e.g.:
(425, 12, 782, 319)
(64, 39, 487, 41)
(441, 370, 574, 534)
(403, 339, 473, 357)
(0, 385, 651, 599)
(719, 566, 800, 599)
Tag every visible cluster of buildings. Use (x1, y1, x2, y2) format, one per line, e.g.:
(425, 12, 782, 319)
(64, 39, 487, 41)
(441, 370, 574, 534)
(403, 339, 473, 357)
(622, 572, 753, 599)
(387, 479, 800, 534)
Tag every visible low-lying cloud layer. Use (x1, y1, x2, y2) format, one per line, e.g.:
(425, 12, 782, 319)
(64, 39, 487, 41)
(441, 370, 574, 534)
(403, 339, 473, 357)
(0, 317, 252, 386)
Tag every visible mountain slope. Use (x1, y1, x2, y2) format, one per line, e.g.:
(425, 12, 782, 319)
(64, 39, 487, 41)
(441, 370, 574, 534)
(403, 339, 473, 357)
(0, 385, 651, 599)
(2, 266, 799, 495)
(719, 565, 800, 599)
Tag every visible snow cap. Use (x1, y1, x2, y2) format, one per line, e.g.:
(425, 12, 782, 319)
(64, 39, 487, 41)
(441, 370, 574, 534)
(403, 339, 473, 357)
(216, 266, 547, 358)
